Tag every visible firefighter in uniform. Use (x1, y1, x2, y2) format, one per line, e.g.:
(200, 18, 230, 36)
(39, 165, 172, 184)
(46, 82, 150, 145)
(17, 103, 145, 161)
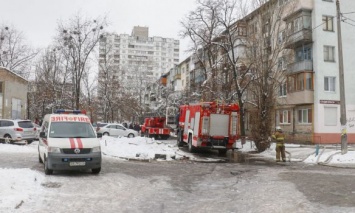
(272, 126, 286, 162)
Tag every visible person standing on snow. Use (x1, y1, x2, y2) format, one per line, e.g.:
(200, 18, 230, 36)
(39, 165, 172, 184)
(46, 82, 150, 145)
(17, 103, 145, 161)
(134, 123, 141, 133)
(272, 126, 286, 162)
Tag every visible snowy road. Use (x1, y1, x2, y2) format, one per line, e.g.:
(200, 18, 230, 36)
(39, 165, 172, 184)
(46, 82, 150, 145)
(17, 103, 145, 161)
(1, 140, 355, 212)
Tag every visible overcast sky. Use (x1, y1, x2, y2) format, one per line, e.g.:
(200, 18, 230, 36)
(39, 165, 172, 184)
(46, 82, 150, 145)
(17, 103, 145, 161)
(1, 0, 197, 61)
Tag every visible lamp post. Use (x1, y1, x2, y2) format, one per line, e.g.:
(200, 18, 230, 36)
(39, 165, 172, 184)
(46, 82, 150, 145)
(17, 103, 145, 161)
(336, 0, 347, 154)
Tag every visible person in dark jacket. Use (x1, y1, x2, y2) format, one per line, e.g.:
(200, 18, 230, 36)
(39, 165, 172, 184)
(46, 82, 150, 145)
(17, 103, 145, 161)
(134, 123, 141, 132)
(129, 123, 134, 129)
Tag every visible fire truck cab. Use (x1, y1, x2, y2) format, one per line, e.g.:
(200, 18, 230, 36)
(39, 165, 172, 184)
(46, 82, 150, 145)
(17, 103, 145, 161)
(176, 102, 240, 155)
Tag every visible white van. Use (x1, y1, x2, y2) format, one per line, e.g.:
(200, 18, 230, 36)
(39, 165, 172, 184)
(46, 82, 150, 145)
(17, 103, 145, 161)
(38, 109, 102, 175)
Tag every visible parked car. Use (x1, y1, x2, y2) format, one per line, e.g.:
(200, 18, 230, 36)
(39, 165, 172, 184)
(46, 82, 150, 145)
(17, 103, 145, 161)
(96, 123, 138, 138)
(0, 119, 37, 144)
(93, 122, 108, 132)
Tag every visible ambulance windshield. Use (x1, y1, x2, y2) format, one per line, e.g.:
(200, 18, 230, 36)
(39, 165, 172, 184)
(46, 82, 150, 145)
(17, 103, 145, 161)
(49, 122, 96, 138)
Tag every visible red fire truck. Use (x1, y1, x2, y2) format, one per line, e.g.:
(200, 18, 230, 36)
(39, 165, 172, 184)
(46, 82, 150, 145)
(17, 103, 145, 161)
(176, 102, 240, 155)
(141, 117, 171, 140)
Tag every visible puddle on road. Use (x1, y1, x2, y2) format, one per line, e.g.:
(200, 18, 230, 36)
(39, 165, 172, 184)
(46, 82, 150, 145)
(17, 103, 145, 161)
(228, 151, 248, 163)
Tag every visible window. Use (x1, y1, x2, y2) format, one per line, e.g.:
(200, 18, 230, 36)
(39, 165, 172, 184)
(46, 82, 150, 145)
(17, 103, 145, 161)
(291, 17, 303, 33)
(278, 30, 286, 44)
(297, 74, 304, 91)
(323, 16, 334, 31)
(279, 110, 291, 124)
(11, 98, 21, 119)
(279, 83, 287, 97)
(49, 122, 96, 138)
(324, 46, 335, 62)
(278, 57, 286, 70)
(296, 46, 312, 61)
(324, 107, 337, 126)
(306, 73, 313, 90)
(298, 108, 312, 124)
(324, 76, 336, 92)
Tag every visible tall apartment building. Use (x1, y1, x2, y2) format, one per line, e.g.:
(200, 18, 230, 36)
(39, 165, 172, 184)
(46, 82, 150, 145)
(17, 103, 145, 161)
(98, 26, 180, 91)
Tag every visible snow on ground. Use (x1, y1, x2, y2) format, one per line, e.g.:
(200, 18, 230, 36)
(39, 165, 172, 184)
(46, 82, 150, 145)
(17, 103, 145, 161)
(1, 137, 355, 211)
(100, 136, 178, 161)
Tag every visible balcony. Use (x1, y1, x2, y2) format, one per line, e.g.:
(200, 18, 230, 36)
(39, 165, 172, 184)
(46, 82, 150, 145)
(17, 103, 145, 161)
(285, 29, 312, 49)
(285, 90, 314, 105)
(287, 60, 313, 74)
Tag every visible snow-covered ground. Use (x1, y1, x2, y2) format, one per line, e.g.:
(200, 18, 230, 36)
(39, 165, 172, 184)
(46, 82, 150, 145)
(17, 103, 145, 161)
(1, 137, 355, 211)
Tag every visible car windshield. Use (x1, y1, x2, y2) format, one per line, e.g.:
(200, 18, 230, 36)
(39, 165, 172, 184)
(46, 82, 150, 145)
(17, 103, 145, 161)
(49, 122, 96, 138)
(18, 121, 34, 128)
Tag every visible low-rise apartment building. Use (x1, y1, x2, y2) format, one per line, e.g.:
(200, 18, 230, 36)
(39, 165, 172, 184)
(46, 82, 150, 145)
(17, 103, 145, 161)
(0, 67, 28, 119)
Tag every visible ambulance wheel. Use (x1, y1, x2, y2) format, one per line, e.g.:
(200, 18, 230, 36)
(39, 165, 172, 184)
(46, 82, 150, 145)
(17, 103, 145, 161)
(38, 152, 43, 164)
(218, 149, 228, 156)
(188, 134, 196, 153)
(44, 156, 53, 175)
(92, 167, 101, 174)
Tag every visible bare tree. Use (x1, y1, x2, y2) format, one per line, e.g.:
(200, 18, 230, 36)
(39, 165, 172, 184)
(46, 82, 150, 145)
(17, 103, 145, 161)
(181, 0, 253, 138)
(181, 0, 226, 101)
(0, 24, 38, 78)
(30, 46, 72, 118)
(82, 68, 97, 123)
(244, 0, 292, 152)
(55, 14, 107, 109)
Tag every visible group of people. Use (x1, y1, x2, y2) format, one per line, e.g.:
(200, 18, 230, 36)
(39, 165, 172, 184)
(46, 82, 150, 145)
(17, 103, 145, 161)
(123, 122, 141, 133)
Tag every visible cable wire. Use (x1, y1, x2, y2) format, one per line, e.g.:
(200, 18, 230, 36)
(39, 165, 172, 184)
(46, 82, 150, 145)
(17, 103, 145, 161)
(342, 20, 355, 28)
(341, 14, 355, 23)
(342, 11, 355, 15)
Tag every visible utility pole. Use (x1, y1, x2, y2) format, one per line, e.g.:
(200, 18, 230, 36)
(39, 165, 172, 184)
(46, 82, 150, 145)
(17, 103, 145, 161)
(336, 0, 347, 154)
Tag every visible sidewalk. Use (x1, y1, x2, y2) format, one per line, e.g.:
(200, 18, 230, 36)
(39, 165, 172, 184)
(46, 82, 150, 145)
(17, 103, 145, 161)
(239, 141, 355, 168)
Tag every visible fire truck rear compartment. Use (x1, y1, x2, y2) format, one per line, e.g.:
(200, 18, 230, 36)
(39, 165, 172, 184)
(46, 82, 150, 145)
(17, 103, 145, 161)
(209, 114, 229, 136)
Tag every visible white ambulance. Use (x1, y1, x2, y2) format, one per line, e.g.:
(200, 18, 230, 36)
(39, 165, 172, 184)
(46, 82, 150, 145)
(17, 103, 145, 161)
(38, 109, 102, 175)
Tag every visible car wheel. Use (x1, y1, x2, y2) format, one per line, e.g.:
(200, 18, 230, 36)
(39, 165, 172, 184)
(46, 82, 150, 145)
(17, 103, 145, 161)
(103, 132, 109, 136)
(92, 167, 101, 174)
(127, 133, 135, 138)
(44, 156, 53, 175)
(4, 134, 12, 144)
(27, 140, 33, 144)
(188, 134, 196, 153)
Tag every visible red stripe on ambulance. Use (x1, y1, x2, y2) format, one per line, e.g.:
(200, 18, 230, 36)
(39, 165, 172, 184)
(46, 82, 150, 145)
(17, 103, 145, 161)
(76, 138, 83, 149)
(69, 138, 76, 148)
